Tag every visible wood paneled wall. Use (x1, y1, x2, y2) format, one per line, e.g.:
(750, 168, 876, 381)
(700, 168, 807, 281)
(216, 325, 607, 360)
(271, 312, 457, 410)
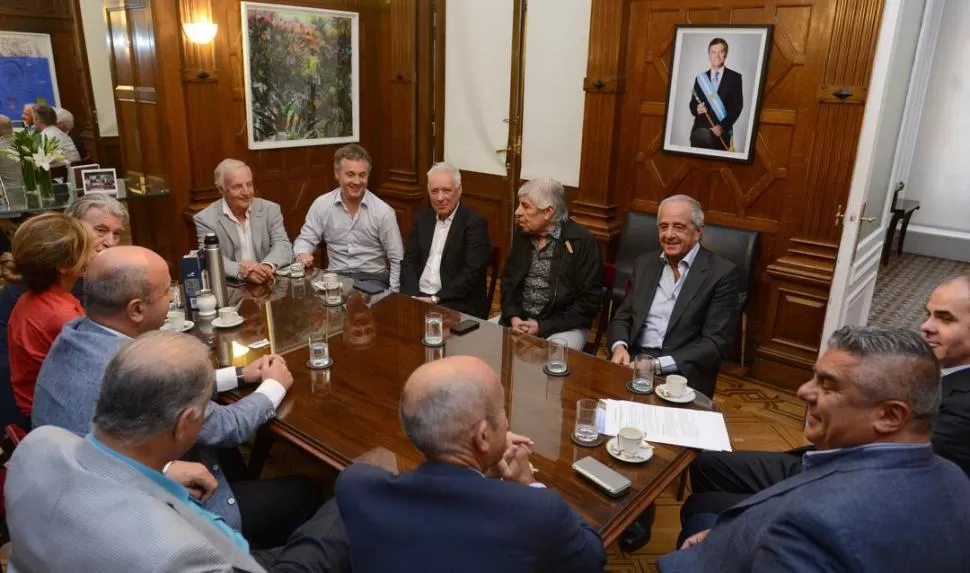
(0, 1, 100, 161)
(102, 0, 431, 268)
(575, 0, 885, 390)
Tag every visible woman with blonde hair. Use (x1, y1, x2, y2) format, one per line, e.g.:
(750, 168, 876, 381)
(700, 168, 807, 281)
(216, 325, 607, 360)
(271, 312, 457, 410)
(6, 213, 93, 421)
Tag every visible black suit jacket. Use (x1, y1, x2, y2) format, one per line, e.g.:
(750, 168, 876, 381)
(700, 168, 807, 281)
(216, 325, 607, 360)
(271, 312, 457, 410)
(934, 368, 970, 477)
(689, 67, 743, 134)
(607, 248, 740, 397)
(401, 204, 491, 316)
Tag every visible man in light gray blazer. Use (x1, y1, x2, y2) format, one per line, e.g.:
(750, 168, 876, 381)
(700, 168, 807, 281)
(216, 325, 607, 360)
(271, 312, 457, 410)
(195, 158, 293, 284)
(30, 246, 321, 549)
(6, 331, 350, 572)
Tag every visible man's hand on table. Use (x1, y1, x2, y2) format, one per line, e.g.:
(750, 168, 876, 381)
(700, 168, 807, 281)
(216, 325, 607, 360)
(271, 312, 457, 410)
(263, 355, 294, 391)
(610, 345, 631, 366)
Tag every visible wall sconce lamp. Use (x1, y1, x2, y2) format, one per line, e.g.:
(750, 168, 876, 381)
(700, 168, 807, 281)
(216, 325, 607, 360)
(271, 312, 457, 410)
(183, 21, 218, 45)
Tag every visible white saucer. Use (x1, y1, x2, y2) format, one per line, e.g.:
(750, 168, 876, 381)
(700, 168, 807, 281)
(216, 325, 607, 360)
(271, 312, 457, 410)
(656, 384, 696, 403)
(606, 436, 654, 464)
(212, 316, 244, 328)
(161, 320, 194, 333)
(274, 268, 291, 277)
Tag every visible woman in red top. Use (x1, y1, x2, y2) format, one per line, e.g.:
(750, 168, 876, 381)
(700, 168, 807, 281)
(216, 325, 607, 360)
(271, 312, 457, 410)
(6, 213, 94, 420)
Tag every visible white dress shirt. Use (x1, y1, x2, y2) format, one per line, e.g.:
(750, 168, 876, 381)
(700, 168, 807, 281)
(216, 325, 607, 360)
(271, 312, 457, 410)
(96, 321, 286, 408)
(418, 204, 459, 295)
(612, 242, 701, 373)
(40, 125, 80, 164)
(292, 188, 404, 291)
(222, 201, 256, 263)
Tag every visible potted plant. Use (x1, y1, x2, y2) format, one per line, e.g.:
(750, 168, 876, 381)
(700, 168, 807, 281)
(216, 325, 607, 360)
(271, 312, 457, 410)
(3, 131, 66, 208)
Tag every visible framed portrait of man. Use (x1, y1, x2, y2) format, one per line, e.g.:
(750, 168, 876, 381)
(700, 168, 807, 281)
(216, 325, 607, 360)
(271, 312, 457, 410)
(662, 25, 772, 163)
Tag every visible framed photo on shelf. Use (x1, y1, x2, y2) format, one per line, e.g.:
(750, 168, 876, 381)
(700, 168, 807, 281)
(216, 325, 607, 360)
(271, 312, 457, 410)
(80, 167, 118, 195)
(662, 25, 772, 163)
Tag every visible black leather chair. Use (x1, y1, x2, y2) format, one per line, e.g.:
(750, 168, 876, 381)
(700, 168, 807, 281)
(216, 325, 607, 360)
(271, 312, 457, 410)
(483, 246, 501, 318)
(612, 211, 759, 365)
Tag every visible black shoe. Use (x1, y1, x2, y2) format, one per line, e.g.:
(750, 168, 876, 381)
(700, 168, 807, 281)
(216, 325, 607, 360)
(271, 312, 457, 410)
(618, 505, 657, 553)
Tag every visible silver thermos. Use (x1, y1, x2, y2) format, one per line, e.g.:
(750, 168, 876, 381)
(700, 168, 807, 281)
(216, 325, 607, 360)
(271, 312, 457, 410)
(203, 233, 228, 308)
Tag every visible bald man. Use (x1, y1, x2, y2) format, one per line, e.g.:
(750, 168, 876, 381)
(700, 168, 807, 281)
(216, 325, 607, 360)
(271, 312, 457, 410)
(31, 246, 322, 549)
(335, 356, 607, 573)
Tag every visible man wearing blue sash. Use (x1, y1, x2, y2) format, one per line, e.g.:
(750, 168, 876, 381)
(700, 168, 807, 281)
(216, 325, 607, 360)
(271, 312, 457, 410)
(689, 38, 743, 151)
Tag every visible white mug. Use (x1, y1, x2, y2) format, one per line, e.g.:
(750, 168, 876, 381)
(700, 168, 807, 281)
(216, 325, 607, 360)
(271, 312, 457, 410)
(218, 306, 239, 322)
(166, 310, 185, 330)
(617, 426, 644, 455)
(665, 374, 689, 397)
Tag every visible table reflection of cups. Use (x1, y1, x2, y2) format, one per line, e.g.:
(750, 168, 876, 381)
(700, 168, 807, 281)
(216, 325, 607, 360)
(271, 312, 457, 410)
(574, 399, 599, 444)
(425, 345, 444, 363)
(665, 374, 689, 397)
(546, 337, 568, 374)
(290, 278, 307, 298)
(166, 310, 185, 331)
(617, 426, 644, 455)
(632, 353, 656, 393)
(344, 293, 376, 349)
(310, 368, 331, 395)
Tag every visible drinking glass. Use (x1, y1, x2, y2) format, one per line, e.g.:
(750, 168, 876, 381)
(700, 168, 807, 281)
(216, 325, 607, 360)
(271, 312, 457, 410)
(308, 333, 330, 368)
(546, 337, 568, 374)
(324, 280, 343, 305)
(424, 312, 444, 345)
(574, 399, 599, 444)
(632, 353, 656, 393)
(169, 281, 183, 310)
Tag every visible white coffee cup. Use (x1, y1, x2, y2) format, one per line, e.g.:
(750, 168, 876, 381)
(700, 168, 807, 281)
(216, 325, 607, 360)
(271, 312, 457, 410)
(617, 426, 644, 455)
(166, 310, 185, 330)
(218, 306, 239, 322)
(665, 374, 689, 397)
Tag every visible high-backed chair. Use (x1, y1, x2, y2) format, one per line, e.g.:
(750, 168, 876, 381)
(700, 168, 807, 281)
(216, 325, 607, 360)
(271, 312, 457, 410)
(584, 262, 618, 356)
(613, 211, 658, 302)
(483, 246, 501, 318)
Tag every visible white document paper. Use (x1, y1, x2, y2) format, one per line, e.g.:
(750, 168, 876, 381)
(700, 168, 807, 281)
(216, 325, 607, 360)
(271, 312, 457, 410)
(601, 399, 733, 452)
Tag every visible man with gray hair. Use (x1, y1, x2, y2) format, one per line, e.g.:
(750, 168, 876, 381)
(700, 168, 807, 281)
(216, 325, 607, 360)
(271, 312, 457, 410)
(55, 106, 86, 159)
(7, 331, 350, 572)
(498, 178, 603, 350)
(31, 245, 323, 549)
(659, 326, 970, 572)
(400, 162, 491, 316)
(31, 103, 80, 163)
(335, 355, 606, 572)
(194, 158, 293, 284)
(608, 194, 740, 399)
(67, 192, 128, 253)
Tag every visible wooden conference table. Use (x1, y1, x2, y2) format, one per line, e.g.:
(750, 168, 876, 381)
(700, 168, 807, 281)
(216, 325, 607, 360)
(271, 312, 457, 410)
(195, 271, 714, 546)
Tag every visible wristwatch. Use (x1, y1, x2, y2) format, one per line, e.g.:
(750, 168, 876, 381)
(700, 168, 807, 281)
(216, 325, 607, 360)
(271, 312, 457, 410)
(431, 295, 440, 305)
(235, 367, 245, 385)
(653, 359, 662, 376)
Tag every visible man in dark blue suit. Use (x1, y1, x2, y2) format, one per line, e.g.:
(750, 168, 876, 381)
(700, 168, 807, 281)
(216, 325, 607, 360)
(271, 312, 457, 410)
(659, 325, 970, 572)
(335, 355, 606, 573)
(689, 38, 743, 151)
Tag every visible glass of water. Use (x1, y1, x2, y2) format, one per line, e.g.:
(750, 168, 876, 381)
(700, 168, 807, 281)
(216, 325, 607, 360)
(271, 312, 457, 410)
(546, 337, 568, 374)
(308, 333, 330, 368)
(632, 353, 656, 393)
(574, 399, 600, 444)
(424, 312, 444, 345)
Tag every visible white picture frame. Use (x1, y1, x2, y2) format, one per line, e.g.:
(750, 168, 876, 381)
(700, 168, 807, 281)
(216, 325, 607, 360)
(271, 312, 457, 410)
(240, 2, 361, 150)
(80, 168, 118, 195)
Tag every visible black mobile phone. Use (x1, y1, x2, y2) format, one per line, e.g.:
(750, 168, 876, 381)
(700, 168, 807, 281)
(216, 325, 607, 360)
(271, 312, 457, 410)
(450, 319, 481, 335)
(226, 276, 245, 287)
(353, 280, 385, 295)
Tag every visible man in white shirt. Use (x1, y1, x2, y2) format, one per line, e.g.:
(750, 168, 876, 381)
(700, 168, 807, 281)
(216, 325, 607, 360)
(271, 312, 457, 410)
(194, 158, 294, 284)
(293, 144, 404, 291)
(400, 162, 491, 316)
(31, 245, 323, 549)
(31, 104, 80, 163)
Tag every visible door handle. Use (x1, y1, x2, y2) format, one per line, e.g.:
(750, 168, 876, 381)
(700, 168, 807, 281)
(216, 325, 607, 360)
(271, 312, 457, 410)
(835, 205, 844, 226)
(860, 216, 877, 223)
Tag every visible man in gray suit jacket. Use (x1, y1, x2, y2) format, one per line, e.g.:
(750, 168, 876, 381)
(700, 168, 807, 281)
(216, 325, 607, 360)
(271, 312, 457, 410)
(31, 246, 320, 549)
(195, 158, 293, 284)
(659, 326, 970, 572)
(6, 331, 350, 572)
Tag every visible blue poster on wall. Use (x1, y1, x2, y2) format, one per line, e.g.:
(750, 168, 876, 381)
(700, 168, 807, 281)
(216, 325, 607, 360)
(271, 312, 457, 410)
(0, 32, 60, 122)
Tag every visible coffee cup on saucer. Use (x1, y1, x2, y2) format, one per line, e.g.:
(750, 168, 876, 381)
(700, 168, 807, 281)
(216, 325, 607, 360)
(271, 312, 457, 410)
(289, 262, 306, 278)
(665, 374, 689, 397)
(617, 427, 644, 456)
(218, 306, 240, 323)
(166, 310, 185, 330)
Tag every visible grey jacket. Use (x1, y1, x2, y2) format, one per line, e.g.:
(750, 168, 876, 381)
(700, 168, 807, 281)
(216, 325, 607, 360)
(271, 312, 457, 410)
(31, 317, 276, 530)
(5, 426, 266, 573)
(194, 197, 294, 278)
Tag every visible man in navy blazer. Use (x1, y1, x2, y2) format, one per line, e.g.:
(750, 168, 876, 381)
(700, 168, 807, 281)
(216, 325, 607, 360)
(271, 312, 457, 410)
(658, 325, 970, 572)
(335, 355, 606, 573)
(401, 162, 491, 316)
(689, 37, 743, 150)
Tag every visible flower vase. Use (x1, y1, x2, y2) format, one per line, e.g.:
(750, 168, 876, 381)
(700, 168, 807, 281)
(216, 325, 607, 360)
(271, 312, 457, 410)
(20, 161, 39, 209)
(36, 168, 55, 207)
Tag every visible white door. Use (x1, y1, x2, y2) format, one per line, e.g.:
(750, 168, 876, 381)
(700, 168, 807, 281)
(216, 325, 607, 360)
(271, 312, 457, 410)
(820, 0, 942, 345)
